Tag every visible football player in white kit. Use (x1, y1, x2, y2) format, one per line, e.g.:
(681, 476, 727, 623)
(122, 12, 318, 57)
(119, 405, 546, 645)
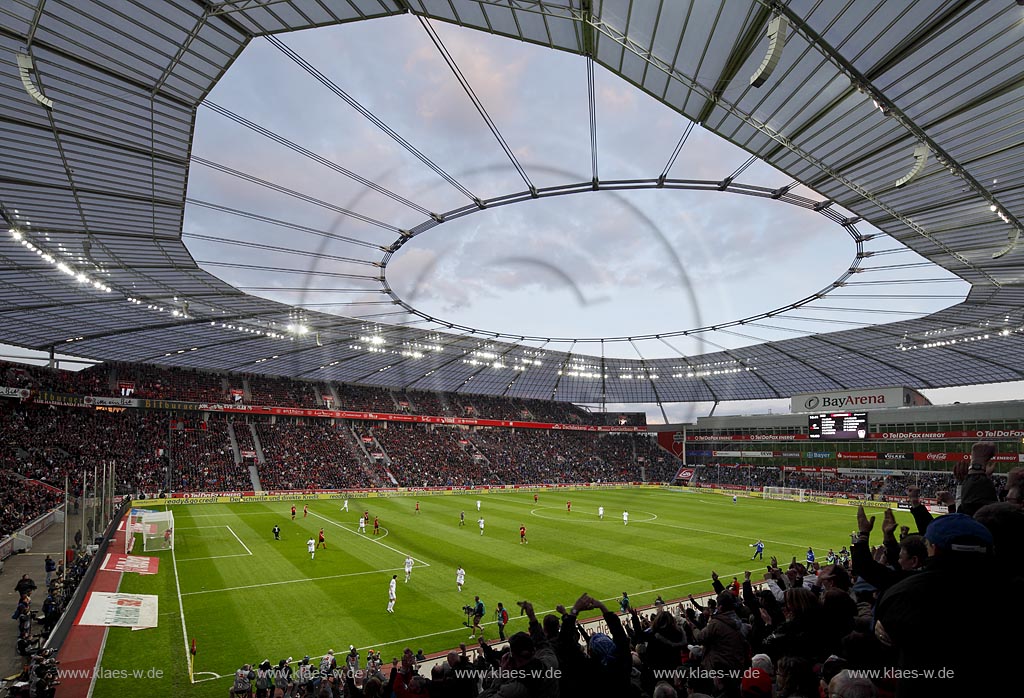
(387, 575, 397, 613)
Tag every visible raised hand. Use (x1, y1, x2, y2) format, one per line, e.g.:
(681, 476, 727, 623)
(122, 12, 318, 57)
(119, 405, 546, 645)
(953, 460, 969, 482)
(856, 505, 875, 533)
(881, 508, 897, 538)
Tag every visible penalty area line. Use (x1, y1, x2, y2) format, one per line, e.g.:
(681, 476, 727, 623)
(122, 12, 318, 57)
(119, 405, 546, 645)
(226, 525, 253, 556)
(309, 511, 430, 567)
(181, 566, 419, 596)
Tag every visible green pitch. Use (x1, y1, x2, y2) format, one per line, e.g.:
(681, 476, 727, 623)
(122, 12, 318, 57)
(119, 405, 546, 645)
(93, 489, 910, 696)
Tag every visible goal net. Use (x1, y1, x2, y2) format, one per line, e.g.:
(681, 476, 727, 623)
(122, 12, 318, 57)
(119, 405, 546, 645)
(126, 508, 156, 554)
(762, 486, 808, 502)
(141, 511, 175, 552)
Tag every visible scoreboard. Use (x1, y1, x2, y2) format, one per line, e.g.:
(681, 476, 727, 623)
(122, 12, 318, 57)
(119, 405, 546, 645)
(808, 412, 869, 440)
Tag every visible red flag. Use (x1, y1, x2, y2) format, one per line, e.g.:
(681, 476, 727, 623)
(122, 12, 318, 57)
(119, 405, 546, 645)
(190, 638, 197, 656)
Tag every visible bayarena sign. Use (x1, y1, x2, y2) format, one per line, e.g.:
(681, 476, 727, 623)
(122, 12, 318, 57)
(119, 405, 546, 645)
(791, 387, 930, 413)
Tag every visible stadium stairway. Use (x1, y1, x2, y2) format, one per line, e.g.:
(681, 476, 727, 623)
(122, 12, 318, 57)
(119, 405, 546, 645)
(1, 523, 63, 680)
(226, 423, 243, 465)
(247, 464, 262, 492)
(250, 424, 266, 465)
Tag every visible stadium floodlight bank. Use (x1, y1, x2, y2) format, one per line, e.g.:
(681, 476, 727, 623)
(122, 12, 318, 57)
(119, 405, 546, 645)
(141, 511, 175, 551)
(762, 487, 808, 502)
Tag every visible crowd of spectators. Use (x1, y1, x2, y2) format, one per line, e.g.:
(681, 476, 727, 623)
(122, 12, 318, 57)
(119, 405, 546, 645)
(0, 398, 677, 506)
(0, 359, 109, 395)
(0, 403, 168, 499)
(0, 473, 62, 539)
(3, 360, 597, 424)
(246, 375, 323, 408)
(370, 424, 479, 488)
(389, 391, 593, 424)
(400, 390, 459, 417)
(230, 418, 260, 461)
(458, 395, 532, 422)
(875, 473, 958, 499)
(352, 427, 402, 487)
(780, 472, 882, 496)
(257, 422, 366, 491)
(689, 465, 779, 491)
(515, 398, 591, 424)
(170, 419, 249, 492)
(637, 436, 678, 482)
(688, 466, 974, 502)
(1, 360, 638, 427)
(333, 384, 397, 413)
(113, 363, 227, 403)
(467, 430, 646, 485)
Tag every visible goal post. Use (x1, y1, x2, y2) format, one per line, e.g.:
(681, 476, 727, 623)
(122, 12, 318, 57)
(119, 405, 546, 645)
(141, 511, 175, 551)
(126, 508, 153, 554)
(762, 486, 808, 502)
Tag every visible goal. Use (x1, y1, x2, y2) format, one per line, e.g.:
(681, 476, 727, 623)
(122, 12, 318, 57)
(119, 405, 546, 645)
(141, 511, 175, 552)
(126, 508, 153, 554)
(762, 486, 808, 502)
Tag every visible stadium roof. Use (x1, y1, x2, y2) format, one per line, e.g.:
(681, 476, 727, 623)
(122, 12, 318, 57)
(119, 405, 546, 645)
(1, 0, 1023, 404)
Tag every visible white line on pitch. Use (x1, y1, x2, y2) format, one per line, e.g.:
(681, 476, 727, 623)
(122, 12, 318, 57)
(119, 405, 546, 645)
(308, 511, 430, 567)
(168, 506, 193, 684)
(182, 511, 281, 518)
(177, 553, 253, 562)
(176, 525, 234, 529)
(640, 517, 829, 551)
(181, 566, 418, 596)
(225, 525, 253, 556)
(193, 672, 224, 683)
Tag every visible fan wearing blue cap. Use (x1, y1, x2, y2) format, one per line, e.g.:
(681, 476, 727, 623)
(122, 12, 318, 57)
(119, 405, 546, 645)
(556, 592, 632, 696)
(874, 514, 996, 698)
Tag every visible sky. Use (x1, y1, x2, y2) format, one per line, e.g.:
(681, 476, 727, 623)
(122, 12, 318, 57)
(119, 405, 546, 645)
(3, 14, 1019, 423)
(182, 16, 967, 360)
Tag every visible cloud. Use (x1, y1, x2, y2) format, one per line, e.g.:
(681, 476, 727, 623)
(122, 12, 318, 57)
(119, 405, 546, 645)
(182, 15, 963, 358)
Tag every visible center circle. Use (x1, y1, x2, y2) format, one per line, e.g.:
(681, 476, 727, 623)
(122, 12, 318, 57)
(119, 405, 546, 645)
(384, 186, 850, 357)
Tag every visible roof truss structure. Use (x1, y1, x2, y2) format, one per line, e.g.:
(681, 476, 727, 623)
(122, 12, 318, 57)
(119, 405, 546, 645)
(1, 0, 1022, 403)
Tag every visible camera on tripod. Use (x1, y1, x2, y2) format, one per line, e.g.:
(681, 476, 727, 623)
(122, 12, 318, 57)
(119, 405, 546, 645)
(461, 605, 475, 627)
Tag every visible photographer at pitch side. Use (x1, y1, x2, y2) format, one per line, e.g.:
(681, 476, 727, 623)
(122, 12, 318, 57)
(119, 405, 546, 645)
(476, 600, 559, 698)
(468, 595, 485, 639)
